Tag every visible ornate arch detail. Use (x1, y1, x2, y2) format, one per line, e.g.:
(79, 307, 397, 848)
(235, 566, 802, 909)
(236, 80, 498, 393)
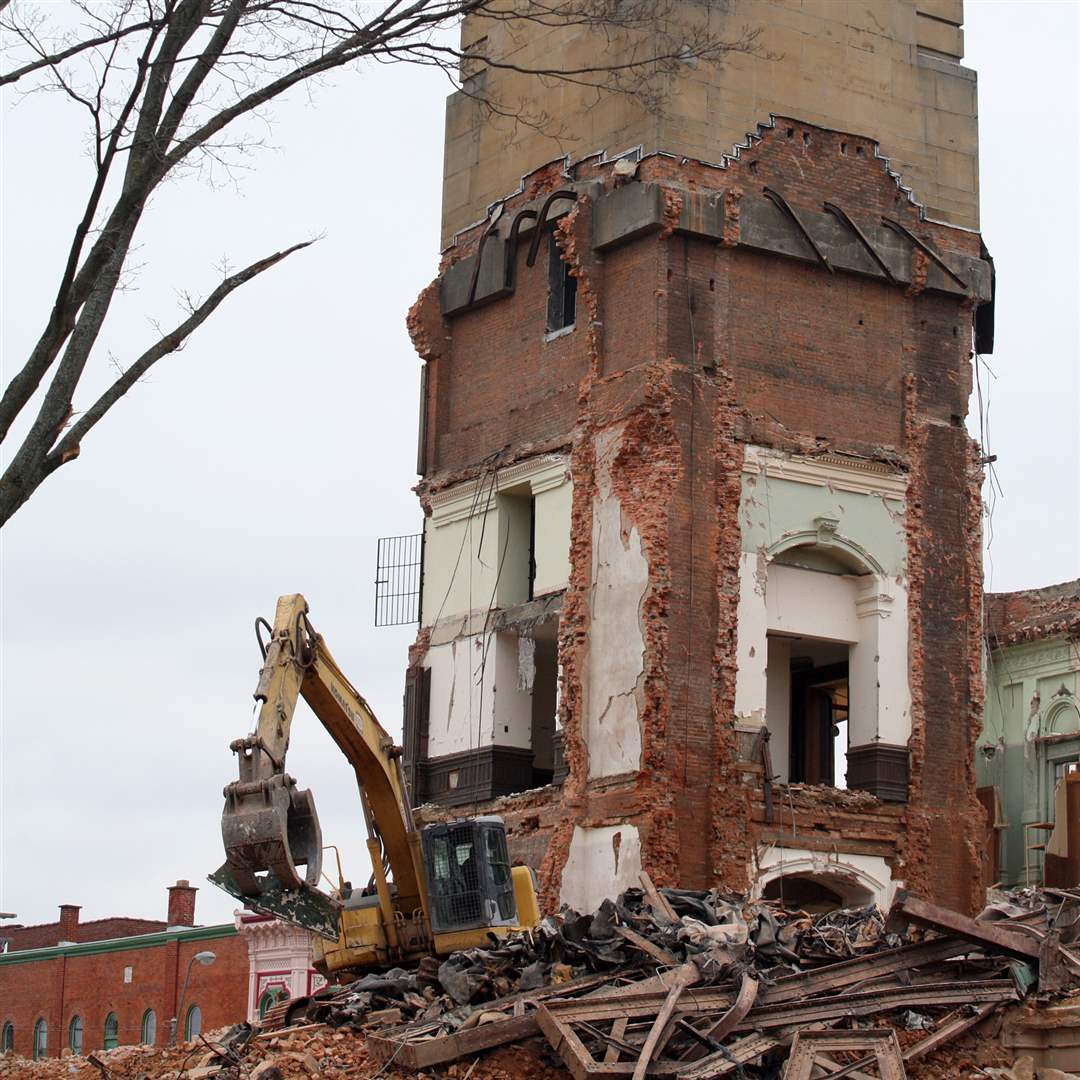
(1046, 699, 1080, 736)
(752, 853, 889, 907)
(765, 525, 886, 577)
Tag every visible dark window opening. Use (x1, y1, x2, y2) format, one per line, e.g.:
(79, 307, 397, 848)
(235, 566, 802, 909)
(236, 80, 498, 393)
(528, 622, 559, 787)
(546, 230, 576, 333)
(789, 654, 849, 787)
(527, 495, 537, 601)
(762, 875, 844, 913)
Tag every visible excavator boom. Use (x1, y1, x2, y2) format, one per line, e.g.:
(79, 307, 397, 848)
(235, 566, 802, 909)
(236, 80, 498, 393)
(212, 595, 427, 940)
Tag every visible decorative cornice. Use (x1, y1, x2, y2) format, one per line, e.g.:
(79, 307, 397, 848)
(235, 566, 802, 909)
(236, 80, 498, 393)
(429, 455, 570, 526)
(743, 445, 907, 500)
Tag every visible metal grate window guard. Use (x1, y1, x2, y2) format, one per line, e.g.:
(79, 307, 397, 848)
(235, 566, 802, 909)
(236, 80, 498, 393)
(375, 532, 423, 626)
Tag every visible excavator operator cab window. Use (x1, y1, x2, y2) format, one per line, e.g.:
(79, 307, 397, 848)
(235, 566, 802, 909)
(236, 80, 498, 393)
(421, 817, 517, 933)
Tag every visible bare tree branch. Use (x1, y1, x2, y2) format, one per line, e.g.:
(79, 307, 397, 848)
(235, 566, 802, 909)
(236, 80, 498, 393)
(0, 0, 756, 526)
(49, 240, 313, 467)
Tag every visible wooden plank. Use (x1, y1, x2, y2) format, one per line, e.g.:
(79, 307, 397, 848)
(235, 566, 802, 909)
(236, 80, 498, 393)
(736, 980, 1017, 1032)
(612, 924, 677, 966)
(631, 963, 695, 1080)
(762, 936, 971, 1003)
(639, 871, 679, 924)
(888, 891, 1041, 960)
(367, 1013, 539, 1070)
(902, 1002, 999, 1062)
(676, 1032, 784, 1080)
(603, 1018, 629, 1064)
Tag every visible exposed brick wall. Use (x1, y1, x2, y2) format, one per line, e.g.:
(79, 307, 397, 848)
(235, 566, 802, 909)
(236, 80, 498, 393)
(408, 117, 989, 911)
(986, 580, 1080, 645)
(0, 932, 247, 1058)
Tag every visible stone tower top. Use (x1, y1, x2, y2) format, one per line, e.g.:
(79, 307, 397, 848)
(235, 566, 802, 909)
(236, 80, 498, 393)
(441, 0, 977, 244)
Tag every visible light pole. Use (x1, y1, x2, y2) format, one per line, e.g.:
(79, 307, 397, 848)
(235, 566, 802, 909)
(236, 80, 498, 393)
(169, 950, 216, 1045)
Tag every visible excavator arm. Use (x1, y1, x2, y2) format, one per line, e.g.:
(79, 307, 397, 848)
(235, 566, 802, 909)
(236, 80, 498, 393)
(211, 595, 427, 940)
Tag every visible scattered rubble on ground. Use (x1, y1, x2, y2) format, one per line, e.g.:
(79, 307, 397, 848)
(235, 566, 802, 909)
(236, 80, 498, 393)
(3, 877, 1079, 1079)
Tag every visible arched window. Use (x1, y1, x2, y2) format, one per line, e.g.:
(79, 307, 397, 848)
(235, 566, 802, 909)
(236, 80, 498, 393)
(184, 1005, 201, 1041)
(33, 1019, 47, 1060)
(140, 1010, 157, 1046)
(68, 1016, 84, 1055)
(257, 987, 289, 1020)
(2, 1022, 14, 1053)
(103, 1013, 119, 1050)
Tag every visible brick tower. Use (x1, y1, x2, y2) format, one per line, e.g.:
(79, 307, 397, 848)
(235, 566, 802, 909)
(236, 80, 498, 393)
(402, 0, 993, 915)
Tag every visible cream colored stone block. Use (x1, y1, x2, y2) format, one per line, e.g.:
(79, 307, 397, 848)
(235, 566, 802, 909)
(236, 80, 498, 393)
(916, 0, 963, 26)
(934, 148, 976, 193)
(916, 13, 963, 58)
(926, 107, 978, 153)
(929, 69, 977, 116)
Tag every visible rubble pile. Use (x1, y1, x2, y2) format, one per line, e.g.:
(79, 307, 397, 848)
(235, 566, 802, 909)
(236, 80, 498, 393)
(2, 879, 1078, 1079)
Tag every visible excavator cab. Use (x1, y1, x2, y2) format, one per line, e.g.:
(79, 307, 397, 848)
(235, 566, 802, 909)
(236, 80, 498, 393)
(421, 817, 518, 934)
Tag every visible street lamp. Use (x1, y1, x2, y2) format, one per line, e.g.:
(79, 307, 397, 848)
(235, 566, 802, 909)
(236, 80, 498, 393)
(169, 950, 216, 1045)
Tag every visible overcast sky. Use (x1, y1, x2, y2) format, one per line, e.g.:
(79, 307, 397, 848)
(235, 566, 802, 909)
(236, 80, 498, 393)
(1, 2, 1077, 931)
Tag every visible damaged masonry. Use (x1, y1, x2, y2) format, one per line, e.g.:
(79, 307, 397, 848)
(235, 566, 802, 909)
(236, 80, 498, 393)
(403, 115, 991, 916)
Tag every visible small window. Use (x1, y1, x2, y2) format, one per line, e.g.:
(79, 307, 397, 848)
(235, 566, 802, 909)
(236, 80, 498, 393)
(2, 1022, 14, 1053)
(123, 966, 133, 984)
(140, 1010, 156, 1046)
(257, 987, 289, 1020)
(68, 1016, 84, 1055)
(33, 1019, 47, 1060)
(185, 1005, 201, 1041)
(103, 1012, 118, 1050)
(545, 231, 576, 333)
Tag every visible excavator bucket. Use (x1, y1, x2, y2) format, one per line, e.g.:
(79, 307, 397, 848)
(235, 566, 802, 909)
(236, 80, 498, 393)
(214, 771, 341, 940)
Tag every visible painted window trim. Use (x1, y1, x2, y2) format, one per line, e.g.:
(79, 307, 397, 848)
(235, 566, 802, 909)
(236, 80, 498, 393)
(33, 1018, 47, 1060)
(68, 1015, 84, 1054)
(103, 1012, 119, 1050)
(140, 1009, 157, 1046)
(185, 1004, 202, 1041)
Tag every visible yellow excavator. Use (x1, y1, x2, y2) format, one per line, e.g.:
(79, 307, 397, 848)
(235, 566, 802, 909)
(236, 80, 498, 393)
(210, 594, 540, 978)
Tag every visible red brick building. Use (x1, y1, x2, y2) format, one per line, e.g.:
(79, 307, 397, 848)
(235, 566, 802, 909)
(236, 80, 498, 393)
(400, 2, 995, 917)
(0, 883, 247, 1059)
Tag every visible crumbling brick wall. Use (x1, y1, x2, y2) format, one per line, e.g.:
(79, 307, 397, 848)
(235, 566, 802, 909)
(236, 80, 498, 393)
(408, 117, 990, 912)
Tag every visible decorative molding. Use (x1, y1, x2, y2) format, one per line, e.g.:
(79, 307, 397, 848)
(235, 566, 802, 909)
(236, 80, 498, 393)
(847, 745, 909, 803)
(743, 445, 907, 500)
(416, 745, 540, 807)
(767, 531, 887, 577)
(429, 456, 570, 527)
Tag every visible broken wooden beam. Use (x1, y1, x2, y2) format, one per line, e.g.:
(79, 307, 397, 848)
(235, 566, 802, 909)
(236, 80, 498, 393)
(888, 891, 1041, 960)
(639, 871, 679, 925)
(631, 963, 696, 1080)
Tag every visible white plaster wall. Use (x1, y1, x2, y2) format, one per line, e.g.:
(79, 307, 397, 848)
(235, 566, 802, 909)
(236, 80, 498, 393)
(734, 551, 768, 725)
(559, 824, 643, 913)
(496, 494, 532, 608)
(533, 481, 572, 595)
(752, 846, 898, 910)
(766, 637, 791, 783)
(425, 635, 496, 757)
(767, 564, 859, 642)
(584, 425, 645, 778)
(491, 631, 533, 750)
(421, 457, 571, 626)
(421, 508, 500, 626)
(851, 578, 911, 746)
(426, 632, 538, 756)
